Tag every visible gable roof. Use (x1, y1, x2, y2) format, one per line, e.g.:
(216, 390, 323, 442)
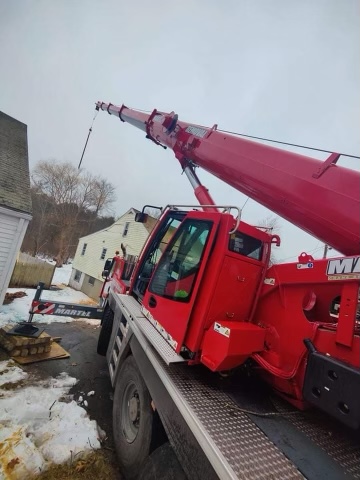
(77, 207, 157, 241)
(0, 111, 32, 214)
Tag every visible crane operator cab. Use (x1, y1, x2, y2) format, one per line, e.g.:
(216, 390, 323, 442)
(131, 206, 279, 371)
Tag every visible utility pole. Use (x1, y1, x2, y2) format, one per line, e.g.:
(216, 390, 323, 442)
(323, 244, 332, 259)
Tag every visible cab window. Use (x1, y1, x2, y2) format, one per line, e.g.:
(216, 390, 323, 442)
(149, 219, 212, 302)
(228, 231, 263, 261)
(132, 212, 184, 299)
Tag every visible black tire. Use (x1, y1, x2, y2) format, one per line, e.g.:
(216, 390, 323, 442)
(113, 355, 154, 479)
(97, 304, 114, 356)
(138, 443, 187, 480)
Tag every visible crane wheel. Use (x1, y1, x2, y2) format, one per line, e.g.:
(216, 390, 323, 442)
(113, 355, 153, 479)
(138, 442, 187, 480)
(97, 304, 114, 356)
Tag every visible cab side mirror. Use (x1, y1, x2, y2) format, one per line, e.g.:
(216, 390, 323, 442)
(102, 270, 110, 279)
(135, 212, 148, 223)
(102, 257, 113, 279)
(103, 258, 113, 271)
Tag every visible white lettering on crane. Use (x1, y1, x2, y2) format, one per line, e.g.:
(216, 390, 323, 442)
(55, 308, 91, 317)
(326, 257, 360, 280)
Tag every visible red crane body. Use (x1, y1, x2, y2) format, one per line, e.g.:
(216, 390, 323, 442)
(96, 101, 360, 429)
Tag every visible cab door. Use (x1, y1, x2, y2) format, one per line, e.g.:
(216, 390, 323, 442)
(142, 211, 221, 353)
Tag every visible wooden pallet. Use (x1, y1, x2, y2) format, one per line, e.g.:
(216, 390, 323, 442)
(12, 341, 70, 364)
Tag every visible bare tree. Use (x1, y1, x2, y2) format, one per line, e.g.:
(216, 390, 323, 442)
(89, 178, 116, 216)
(144, 207, 162, 219)
(31, 160, 116, 266)
(24, 187, 54, 256)
(256, 215, 282, 265)
(257, 215, 281, 233)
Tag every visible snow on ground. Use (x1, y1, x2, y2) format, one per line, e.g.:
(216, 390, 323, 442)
(0, 360, 102, 479)
(0, 264, 101, 328)
(51, 263, 73, 285)
(0, 266, 105, 479)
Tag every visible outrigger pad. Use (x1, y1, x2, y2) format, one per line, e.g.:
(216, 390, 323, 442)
(6, 323, 45, 338)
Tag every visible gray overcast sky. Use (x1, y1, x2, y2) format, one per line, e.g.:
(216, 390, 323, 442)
(0, 0, 359, 261)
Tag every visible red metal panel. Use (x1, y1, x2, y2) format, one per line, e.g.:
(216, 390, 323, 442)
(201, 321, 265, 371)
(336, 282, 359, 348)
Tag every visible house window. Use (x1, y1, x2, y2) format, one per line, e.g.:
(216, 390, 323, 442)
(100, 248, 107, 260)
(123, 222, 130, 237)
(88, 276, 95, 286)
(81, 243, 87, 255)
(74, 270, 81, 282)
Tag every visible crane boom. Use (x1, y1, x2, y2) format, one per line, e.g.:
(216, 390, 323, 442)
(96, 101, 360, 256)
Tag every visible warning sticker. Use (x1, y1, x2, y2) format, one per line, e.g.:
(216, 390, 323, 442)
(328, 274, 360, 281)
(297, 262, 314, 269)
(141, 305, 178, 349)
(214, 322, 230, 338)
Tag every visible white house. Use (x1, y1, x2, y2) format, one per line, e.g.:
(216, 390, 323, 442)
(0, 112, 32, 305)
(69, 208, 157, 301)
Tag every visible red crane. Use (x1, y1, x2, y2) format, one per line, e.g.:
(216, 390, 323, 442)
(96, 101, 360, 429)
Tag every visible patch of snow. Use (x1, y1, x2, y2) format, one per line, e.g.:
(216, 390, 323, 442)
(0, 363, 101, 479)
(0, 426, 45, 479)
(52, 264, 73, 286)
(0, 360, 28, 387)
(81, 319, 101, 327)
(97, 425, 107, 441)
(87, 391, 95, 397)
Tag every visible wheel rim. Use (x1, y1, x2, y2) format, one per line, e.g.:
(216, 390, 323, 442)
(122, 381, 140, 443)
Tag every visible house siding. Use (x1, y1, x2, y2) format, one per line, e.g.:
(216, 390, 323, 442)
(0, 208, 30, 304)
(79, 273, 103, 302)
(0, 214, 18, 275)
(72, 209, 152, 281)
(69, 268, 85, 290)
(70, 209, 156, 300)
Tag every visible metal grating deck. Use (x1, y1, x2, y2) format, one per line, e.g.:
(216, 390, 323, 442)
(271, 397, 360, 479)
(111, 294, 360, 479)
(165, 364, 303, 480)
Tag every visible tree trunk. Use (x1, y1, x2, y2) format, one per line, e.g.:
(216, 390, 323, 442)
(55, 230, 67, 267)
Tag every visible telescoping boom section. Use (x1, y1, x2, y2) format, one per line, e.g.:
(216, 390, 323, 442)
(96, 101, 360, 429)
(96, 101, 360, 257)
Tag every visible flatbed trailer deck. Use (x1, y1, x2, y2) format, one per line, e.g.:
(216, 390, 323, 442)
(107, 293, 360, 480)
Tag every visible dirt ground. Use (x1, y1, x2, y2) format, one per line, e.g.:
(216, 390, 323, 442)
(0, 320, 122, 479)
